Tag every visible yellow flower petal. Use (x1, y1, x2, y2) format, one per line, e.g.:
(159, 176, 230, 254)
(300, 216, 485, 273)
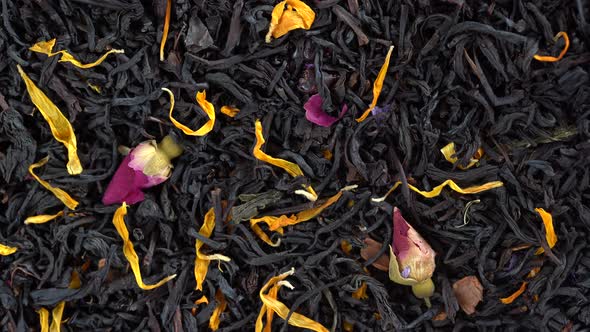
(372, 179, 504, 202)
(30, 39, 124, 69)
(0, 243, 18, 256)
(533, 32, 569, 63)
(221, 105, 240, 117)
(49, 301, 65, 332)
(256, 268, 329, 332)
(169, 90, 216, 136)
(340, 240, 352, 255)
(17, 65, 82, 175)
(195, 208, 231, 291)
(266, 0, 315, 43)
(209, 289, 227, 331)
(534, 208, 557, 255)
(352, 282, 368, 300)
(440, 142, 484, 170)
(25, 211, 65, 225)
(356, 46, 394, 122)
(192, 295, 209, 315)
(113, 203, 177, 290)
(38, 308, 50, 332)
(159, 0, 172, 61)
(29, 157, 79, 210)
(500, 282, 527, 304)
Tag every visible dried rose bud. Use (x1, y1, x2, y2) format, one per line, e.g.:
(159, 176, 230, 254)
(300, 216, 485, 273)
(102, 135, 183, 205)
(389, 207, 436, 307)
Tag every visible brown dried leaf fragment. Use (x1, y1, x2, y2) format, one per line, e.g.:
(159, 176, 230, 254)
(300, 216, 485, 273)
(452, 276, 483, 315)
(360, 237, 390, 271)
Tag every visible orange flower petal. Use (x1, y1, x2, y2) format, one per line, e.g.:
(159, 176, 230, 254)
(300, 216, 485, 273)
(169, 90, 216, 136)
(37, 308, 50, 332)
(533, 32, 569, 63)
(159, 0, 172, 61)
(221, 105, 240, 117)
(209, 289, 227, 331)
(195, 208, 231, 290)
(440, 142, 484, 170)
(30, 39, 123, 69)
(500, 282, 527, 304)
(352, 282, 368, 300)
(356, 46, 394, 122)
(29, 157, 79, 210)
(25, 211, 65, 225)
(266, 0, 315, 43)
(534, 208, 557, 255)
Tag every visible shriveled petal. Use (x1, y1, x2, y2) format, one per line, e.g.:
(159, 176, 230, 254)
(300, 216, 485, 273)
(0, 243, 18, 256)
(30, 38, 124, 69)
(169, 89, 216, 136)
(304, 94, 347, 127)
(29, 157, 79, 210)
(209, 289, 227, 331)
(266, 0, 316, 43)
(356, 46, 394, 122)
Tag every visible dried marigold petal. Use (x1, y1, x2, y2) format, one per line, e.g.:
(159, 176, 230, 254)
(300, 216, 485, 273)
(18, 66, 82, 175)
(29, 157, 79, 210)
(113, 203, 177, 290)
(38, 308, 50, 332)
(356, 46, 394, 122)
(372, 179, 504, 202)
(440, 142, 484, 170)
(256, 268, 329, 332)
(533, 32, 569, 63)
(159, 0, 172, 61)
(209, 289, 227, 331)
(29, 39, 124, 69)
(352, 282, 368, 300)
(0, 243, 18, 256)
(534, 208, 557, 255)
(340, 240, 352, 255)
(191, 295, 209, 315)
(500, 282, 527, 304)
(266, 0, 315, 43)
(195, 208, 231, 291)
(49, 301, 65, 332)
(25, 211, 65, 225)
(169, 89, 216, 136)
(221, 105, 240, 117)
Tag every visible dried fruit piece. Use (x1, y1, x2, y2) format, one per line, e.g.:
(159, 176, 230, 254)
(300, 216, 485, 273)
(360, 237, 390, 271)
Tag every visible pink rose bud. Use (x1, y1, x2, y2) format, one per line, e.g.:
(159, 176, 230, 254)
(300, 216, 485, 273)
(389, 207, 436, 307)
(102, 135, 183, 205)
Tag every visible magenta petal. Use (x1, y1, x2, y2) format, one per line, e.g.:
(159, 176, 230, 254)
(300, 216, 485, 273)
(102, 155, 162, 205)
(304, 94, 347, 127)
(392, 207, 411, 258)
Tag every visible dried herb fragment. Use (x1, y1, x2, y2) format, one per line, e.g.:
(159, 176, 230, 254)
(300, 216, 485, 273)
(159, 0, 172, 61)
(372, 179, 504, 202)
(17, 65, 82, 175)
(209, 289, 227, 331)
(195, 208, 231, 291)
(440, 143, 484, 170)
(169, 89, 216, 136)
(452, 276, 483, 315)
(0, 243, 18, 256)
(533, 32, 569, 62)
(221, 105, 240, 117)
(112, 203, 177, 290)
(256, 268, 329, 332)
(356, 46, 394, 122)
(29, 39, 123, 69)
(500, 282, 528, 304)
(360, 237, 390, 271)
(25, 211, 64, 224)
(534, 208, 556, 255)
(29, 157, 79, 210)
(266, 0, 315, 43)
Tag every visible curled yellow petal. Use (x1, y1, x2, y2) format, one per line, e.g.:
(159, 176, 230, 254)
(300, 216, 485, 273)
(372, 179, 504, 203)
(533, 32, 569, 63)
(25, 211, 65, 225)
(221, 105, 240, 117)
(500, 282, 527, 304)
(169, 90, 216, 136)
(159, 0, 172, 61)
(209, 289, 227, 331)
(49, 301, 65, 332)
(356, 46, 394, 122)
(113, 203, 177, 290)
(254, 119, 316, 201)
(38, 308, 50, 332)
(534, 208, 557, 255)
(352, 282, 368, 300)
(30, 39, 124, 69)
(29, 157, 79, 210)
(256, 268, 328, 332)
(440, 142, 484, 170)
(195, 208, 231, 291)
(266, 0, 315, 43)
(17, 65, 82, 175)
(192, 295, 209, 315)
(0, 243, 18, 256)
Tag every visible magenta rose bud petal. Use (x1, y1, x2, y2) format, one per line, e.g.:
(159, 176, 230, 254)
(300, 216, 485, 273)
(102, 155, 148, 205)
(392, 207, 412, 258)
(304, 94, 347, 127)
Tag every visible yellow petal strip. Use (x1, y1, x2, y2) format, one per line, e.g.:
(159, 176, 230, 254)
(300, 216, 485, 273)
(221, 106, 240, 117)
(29, 157, 79, 210)
(195, 208, 231, 291)
(25, 211, 65, 225)
(266, 0, 316, 43)
(352, 282, 368, 300)
(256, 268, 329, 332)
(356, 46, 394, 122)
(49, 301, 65, 332)
(113, 203, 177, 290)
(440, 142, 484, 170)
(533, 32, 569, 63)
(192, 295, 209, 315)
(17, 65, 82, 175)
(254, 119, 317, 201)
(169, 90, 216, 136)
(29, 39, 124, 69)
(534, 208, 557, 255)
(38, 308, 50, 332)
(209, 289, 227, 331)
(500, 282, 528, 304)
(0, 243, 18, 256)
(159, 0, 172, 61)
(372, 179, 504, 203)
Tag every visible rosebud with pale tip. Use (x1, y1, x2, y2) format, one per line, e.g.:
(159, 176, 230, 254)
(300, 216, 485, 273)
(389, 207, 436, 307)
(102, 135, 183, 205)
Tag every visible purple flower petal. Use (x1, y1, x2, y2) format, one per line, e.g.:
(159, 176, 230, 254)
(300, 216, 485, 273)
(401, 266, 411, 278)
(304, 94, 348, 127)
